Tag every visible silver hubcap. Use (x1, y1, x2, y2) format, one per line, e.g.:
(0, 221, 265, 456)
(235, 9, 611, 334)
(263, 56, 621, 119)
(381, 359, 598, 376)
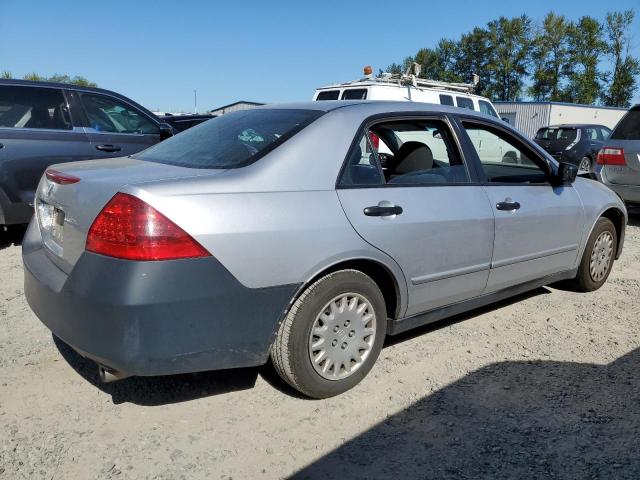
(308, 293, 376, 381)
(589, 231, 613, 282)
(579, 157, 591, 174)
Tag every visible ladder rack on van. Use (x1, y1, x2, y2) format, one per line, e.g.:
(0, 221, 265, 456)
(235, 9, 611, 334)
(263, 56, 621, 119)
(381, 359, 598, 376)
(372, 73, 477, 94)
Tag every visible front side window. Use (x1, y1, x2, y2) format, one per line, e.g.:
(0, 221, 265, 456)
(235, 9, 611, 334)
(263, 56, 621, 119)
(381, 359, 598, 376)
(456, 97, 475, 111)
(463, 122, 548, 184)
(341, 119, 470, 186)
(136, 108, 324, 169)
(341, 89, 367, 100)
(479, 100, 499, 118)
(316, 90, 340, 101)
(0, 86, 71, 130)
(80, 93, 159, 134)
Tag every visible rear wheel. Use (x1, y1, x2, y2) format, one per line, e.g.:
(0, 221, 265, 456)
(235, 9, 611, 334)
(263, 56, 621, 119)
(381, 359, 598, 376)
(570, 217, 617, 292)
(578, 156, 592, 174)
(271, 270, 386, 398)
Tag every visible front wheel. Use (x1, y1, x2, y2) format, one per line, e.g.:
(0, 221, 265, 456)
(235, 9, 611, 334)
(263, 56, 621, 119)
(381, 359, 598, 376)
(570, 217, 617, 292)
(270, 270, 386, 398)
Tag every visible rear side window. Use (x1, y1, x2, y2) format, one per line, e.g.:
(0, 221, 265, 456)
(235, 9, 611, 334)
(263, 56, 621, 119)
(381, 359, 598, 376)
(479, 100, 499, 118)
(341, 89, 367, 100)
(439, 94, 454, 106)
(135, 109, 324, 169)
(316, 90, 340, 101)
(611, 109, 640, 140)
(0, 86, 71, 130)
(456, 97, 475, 110)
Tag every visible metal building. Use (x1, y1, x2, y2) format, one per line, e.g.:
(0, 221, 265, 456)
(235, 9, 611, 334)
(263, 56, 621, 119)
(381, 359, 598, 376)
(210, 101, 264, 116)
(495, 101, 628, 139)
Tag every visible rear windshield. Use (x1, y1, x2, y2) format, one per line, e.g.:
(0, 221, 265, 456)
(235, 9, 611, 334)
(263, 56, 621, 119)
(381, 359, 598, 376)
(135, 109, 323, 169)
(611, 109, 640, 140)
(341, 89, 367, 100)
(535, 127, 577, 143)
(316, 90, 340, 100)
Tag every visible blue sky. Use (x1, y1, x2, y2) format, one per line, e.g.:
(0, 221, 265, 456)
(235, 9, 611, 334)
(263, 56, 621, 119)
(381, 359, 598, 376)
(1, 0, 639, 112)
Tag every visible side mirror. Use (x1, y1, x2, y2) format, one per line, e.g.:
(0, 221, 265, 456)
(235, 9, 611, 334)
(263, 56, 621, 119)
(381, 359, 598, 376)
(159, 123, 174, 140)
(556, 162, 578, 186)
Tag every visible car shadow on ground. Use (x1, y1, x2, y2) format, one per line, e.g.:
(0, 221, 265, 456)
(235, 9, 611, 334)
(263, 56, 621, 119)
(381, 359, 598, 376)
(292, 348, 640, 479)
(0, 224, 27, 251)
(53, 289, 553, 405)
(53, 335, 261, 406)
(627, 206, 640, 227)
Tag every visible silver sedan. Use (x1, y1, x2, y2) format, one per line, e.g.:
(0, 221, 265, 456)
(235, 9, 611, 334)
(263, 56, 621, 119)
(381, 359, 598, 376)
(23, 101, 627, 398)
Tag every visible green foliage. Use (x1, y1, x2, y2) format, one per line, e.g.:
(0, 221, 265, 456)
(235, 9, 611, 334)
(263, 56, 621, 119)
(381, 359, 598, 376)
(601, 10, 640, 107)
(384, 10, 639, 106)
(0, 71, 97, 87)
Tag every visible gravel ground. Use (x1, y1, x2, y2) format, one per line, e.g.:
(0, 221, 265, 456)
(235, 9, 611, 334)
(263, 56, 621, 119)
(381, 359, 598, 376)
(1, 210, 639, 479)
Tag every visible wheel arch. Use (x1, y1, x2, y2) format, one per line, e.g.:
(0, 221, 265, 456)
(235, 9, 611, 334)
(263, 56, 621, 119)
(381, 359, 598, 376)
(600, 207, 626, 259)
(293, 258, 405, 321)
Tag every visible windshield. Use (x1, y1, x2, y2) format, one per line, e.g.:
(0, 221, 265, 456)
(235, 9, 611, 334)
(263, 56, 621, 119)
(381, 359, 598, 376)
(535, 127, 577, 143)
(135, 109, 323, 169)
(611, 108, 640, 140)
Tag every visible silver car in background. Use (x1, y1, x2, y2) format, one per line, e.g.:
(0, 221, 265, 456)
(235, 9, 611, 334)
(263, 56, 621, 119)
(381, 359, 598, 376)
(596, 104, 640, 206)
(23, 101, 627, 398)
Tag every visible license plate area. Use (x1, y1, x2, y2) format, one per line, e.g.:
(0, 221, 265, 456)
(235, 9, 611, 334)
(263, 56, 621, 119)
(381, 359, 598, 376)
(37, 200, 65, 256)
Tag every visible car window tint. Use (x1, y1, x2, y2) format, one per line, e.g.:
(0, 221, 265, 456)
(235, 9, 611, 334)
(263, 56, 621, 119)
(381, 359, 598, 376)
(599, 127, 611, 140)
(479, 100, 499, 118)
(463, 122, 548, 184)
(80, 93, 159, 134)
(611, 109, 640, 140)
(455, 97, 475, 110)
(135, 109, 324, 169)
(439, 94, 454, 106)
(584, 128, 598, 140)
(340, 132, 384, 186)
(0, 86, 71, 130)
(345, 119, 470, 186)
(316, 90, 340, 101)
(341, 89, 367, 100)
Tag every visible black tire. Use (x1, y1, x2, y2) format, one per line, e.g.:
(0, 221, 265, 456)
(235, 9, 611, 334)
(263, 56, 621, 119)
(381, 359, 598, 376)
(270, 269, 386, 399)
(570, 217, 617, 292)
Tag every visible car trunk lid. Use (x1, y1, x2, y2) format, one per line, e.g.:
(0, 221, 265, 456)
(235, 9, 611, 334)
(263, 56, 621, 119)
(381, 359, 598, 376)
(35, 156, 224, 273)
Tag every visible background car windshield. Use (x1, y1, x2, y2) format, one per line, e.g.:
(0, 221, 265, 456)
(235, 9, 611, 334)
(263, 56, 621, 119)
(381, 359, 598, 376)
(135, 109, 323, 169)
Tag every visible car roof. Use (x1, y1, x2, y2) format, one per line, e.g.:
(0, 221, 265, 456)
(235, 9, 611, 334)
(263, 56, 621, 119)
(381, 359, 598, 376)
(315, 81, 489, 100)
(540, 124, 611, 129)
(0, 78, 159, 120)
(257, 100, 497, 120)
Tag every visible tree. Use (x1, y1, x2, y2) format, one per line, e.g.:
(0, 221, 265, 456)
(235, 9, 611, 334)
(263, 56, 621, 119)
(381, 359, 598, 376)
(485, 15, 533, 101)
(529, 13, 569, 101)
(561, 16, 606, 104)
(1, 71, 12, 79)
(0, 71, 97, 87)
(454, 27, 491, 96)
(601, 10, 640, 107)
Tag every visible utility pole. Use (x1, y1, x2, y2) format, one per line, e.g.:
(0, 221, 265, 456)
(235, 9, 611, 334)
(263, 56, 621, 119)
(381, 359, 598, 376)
(193, 90, 197, 114)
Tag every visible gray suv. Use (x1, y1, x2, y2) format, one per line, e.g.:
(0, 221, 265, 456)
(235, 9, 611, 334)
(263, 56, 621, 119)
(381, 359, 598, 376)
(0, 79, 172, 227)
(596, 104, 640, 205)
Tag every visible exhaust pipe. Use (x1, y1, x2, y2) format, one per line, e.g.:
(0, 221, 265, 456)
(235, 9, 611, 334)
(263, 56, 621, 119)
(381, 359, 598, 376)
(98, 365, 129, 383)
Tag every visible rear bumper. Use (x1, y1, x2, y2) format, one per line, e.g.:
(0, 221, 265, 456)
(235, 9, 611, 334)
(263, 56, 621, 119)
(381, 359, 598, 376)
(22, 220, 298, 377)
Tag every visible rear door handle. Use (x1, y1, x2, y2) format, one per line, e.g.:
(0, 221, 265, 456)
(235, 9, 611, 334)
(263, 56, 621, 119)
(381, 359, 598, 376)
(363, 205, 403, 216)
(496, 201, 521, 211)
(95, 144, 122, 152)
(0, 142, 4, 149)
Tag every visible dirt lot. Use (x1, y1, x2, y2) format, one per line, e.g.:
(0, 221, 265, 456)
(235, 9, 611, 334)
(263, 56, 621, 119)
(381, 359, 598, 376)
(1, 210, 639, 480)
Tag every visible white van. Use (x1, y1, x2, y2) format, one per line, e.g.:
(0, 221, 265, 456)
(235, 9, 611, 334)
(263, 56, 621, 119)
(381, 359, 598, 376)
(313, 65, 500, 119)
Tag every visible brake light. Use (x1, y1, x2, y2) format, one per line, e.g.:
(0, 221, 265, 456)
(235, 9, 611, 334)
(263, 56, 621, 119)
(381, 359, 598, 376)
(597, 147, 626, 165)
(45, 169, 80, 185)
(86, 193, 210, 261)
(369, 132, 380, 149)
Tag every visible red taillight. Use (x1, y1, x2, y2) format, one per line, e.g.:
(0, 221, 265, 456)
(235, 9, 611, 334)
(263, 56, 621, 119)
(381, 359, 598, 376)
(597, 147, 626, 165)
(369, 132, 380, 150)
(45, 169, 80, 185)
(86, 193, 210, 261)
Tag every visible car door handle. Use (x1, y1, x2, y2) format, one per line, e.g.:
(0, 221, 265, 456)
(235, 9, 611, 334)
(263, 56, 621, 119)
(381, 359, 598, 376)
(95, 144, 122, 152)
(496, 201, 521, 211)
(0, 143, 4, 149)
(363, 205, 403, 216)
